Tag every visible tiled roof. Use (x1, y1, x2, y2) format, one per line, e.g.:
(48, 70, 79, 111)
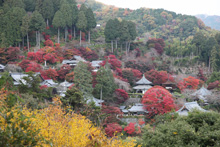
(136, 74, 152, 85)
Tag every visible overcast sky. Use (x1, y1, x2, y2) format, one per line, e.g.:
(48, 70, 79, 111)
(95, 0, 220, 16)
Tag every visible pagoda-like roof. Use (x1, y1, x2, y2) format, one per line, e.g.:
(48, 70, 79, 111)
(136, 74, 152, 85)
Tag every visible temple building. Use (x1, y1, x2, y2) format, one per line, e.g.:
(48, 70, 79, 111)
(133, 74, 153, 94)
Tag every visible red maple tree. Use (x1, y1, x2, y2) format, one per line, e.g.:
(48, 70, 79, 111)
(57, 64, 72, 80)
(114, 89, 129, 104)
(105, 123, 122, 137)
(25, 62, 42, 72)
(124, 123, 136, 135)
(142, 86, 176, 117)
(41, 68, 58, 80)
(19, 59, 31, 71)
(145, 69, 174, 85)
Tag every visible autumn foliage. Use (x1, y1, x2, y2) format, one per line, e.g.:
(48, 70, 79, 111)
(114, 89, 129, 104)
(124, 123, 141, 136)
(41, 68, 58, 80)
(25, 61, 42, 72)
(0, 91, 138, 147)
(207, 80, 220, 90)
(145, 69, 174, 85)
(178, 76, 200, 91)
(142, 86, 176, 117)
(105, 123, 122, 137)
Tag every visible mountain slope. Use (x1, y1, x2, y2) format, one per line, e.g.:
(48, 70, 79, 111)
(196, 14, 220, 30)
(77, 0, 216, 41)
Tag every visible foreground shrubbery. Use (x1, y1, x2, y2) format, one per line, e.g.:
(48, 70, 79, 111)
(138, 111, 220, 146)
(0, 89, 138, 147)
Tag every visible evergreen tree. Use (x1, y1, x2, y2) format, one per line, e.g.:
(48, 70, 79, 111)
(52, 10, 65, 43)
(76, 11, 87, 46)
(104, 19, 115, 52)
(30, 11, 46, 49)
(60, 0, 72, 42)
(35, 0, 43, 14)
(23, 0, 35, 12)
(21, 14, 31, 51)
(80, 3, 87, 12)
(53, 0, 61, 12)
(86, 7, 96, 43)
(64, 0, 78, 39)
(41, 0, 54, 26)
(3, 0, 25, 9)
(1, 7, 26, 47)
(93, 64, 117, 102)
(62, 87, 84, 109)
(73, 61, 93, 98)
(119, 20, 130, 54)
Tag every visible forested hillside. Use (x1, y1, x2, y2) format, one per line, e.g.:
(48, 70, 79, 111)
(77, 0, 216, 40)
(1, 0, 220, 146)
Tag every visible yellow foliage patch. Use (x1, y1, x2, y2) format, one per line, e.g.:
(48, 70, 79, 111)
(0, 91, 138, 147)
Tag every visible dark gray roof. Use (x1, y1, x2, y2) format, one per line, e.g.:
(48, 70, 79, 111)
(192, 87, 212, 101)
(128, 103, 148, 113)
(176, 101, 207, 116)
(136, 74, 152, 85)
(40, 79, 58, 87)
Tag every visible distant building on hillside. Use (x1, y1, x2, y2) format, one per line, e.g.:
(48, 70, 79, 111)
(91, 60, 102, 72)
(176, 101, 208, 116)
(62, 55, 85, 67)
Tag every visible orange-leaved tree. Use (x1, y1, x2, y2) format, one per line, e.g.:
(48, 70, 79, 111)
(177, 76, 200, 91)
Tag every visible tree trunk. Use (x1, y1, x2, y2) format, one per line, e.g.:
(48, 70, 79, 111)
(125, 42, 128, 55)
(36, 31, 38, 47)
(71, 25, 73, 40)
(65, 26, 68, 42)
(115, 40, 117, 50)
(128, 41, 131, 53)
(27, 33, 29, 52)
(80, 30, 81, 46)
(88, 30, 90, 44)
(111, 40, 113, 53)
(74, 26, 76, 38)
(58, 28, 60, 44)
(47, 19, 49, 27)
(208, 56, 211, 73)
(38, 31, 40, 49)
(22, 37, 24, 49)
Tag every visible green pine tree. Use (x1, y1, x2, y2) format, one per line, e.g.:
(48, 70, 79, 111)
(30, 11, 46, 48)
(86, 7, 96, 43)
(73, 61, 93, 98)
(41, 0, 54, 26)
(76, 11, 87, 46)
(60, 0, 72, 42)
(93, 64, 117, 102)
(52, 10, 65, 43)
(21, 14, 31, 51)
